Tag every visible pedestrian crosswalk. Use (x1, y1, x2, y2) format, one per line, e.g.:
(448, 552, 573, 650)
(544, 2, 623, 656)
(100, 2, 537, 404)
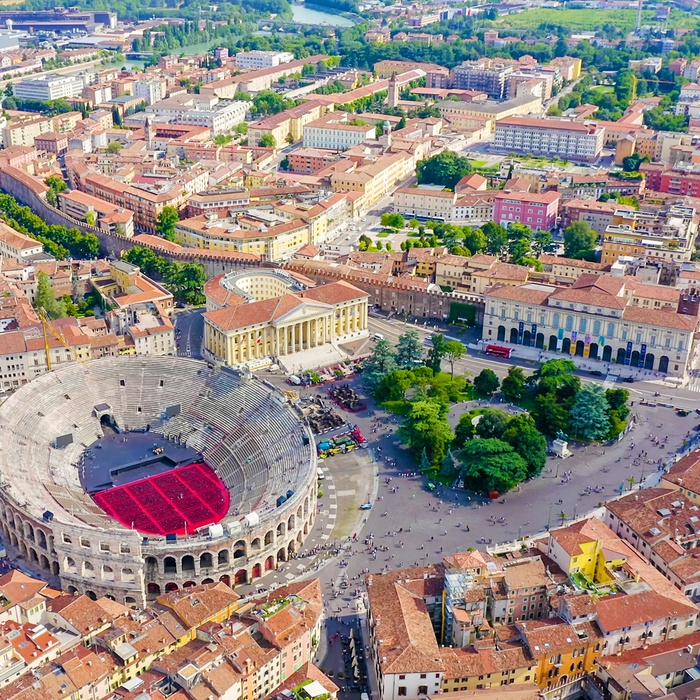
(688, 383, 700, 392)
(603, 375, 619, 390)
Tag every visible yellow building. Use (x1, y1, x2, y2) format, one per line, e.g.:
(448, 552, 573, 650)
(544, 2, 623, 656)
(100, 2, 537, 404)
(330, 152, 413, 215)
(203, 269, 369, 366)
(175, 215, 313, 261)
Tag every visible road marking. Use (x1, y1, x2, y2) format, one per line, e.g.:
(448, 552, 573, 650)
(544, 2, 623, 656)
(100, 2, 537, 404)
(336, 489, 356, 497)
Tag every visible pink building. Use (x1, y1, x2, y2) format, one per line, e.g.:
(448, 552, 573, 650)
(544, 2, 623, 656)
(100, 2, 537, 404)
(493, 190, 560, 231)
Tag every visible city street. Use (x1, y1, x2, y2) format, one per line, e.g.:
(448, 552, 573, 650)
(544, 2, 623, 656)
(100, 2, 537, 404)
(174, 308, 204, 359)
(233, 322, 700, 698)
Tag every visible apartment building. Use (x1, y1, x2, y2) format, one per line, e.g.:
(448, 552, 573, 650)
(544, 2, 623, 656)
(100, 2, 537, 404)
(493, 190, 560, 231)
(58, 189, 135, 238)
(494, 116, 605, 162)
(145, 94, 251, 135)
(394, 186, 456, 220)
(601, 205, 699, 267)
(482, 273, 698, 375)
(133, 78, 166, 106)
(330, 151, 413, 214)
(560, 198, 636, 235)
(0, 221, 43, 261)
(79, 172, 188, 233)
(287, 147, 340, 174)
(234, 50, 294, 69)
(185, 188, 251, 218)
(14, 74, 84, 101)
(451, 58, 515, 99)
(303, 111, 376, 150)
(641, 162, 700, 197)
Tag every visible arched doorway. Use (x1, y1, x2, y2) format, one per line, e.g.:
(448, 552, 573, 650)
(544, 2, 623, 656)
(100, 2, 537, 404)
(562, 338, 571, 354)
(165, 582, 178, 593)
(644, 353, 655, 370)
(200, 552, 213, 569)
(252, 563, 261, 578)
(218, 550, 229, 566)
(265, 556, 274, 571)
(235, 569, 247, 584)
(497, 326, 506, 342)
(589, 343, 599, 360)
(548, 335, 558, 351)
(631, 350, 641, 367)
(509, 328, 518, 344)
(147, 583, 161, 597)
(220, 574, 231, 586)
(276, 548, 286, 563)
(287, 541, 295, 555)
(575, 340, 584, 356)
(523, 330, 531, 347)
(182, 555, 195, 572)
(616, 348, 626, 364)
(603, 345, 613, 362)
(659, 356, 669, 373)
(535, 333, 544, 349)
(202, 578, 214, 585)
(184, 581, 197, 588)
(85, 590, 97, 601)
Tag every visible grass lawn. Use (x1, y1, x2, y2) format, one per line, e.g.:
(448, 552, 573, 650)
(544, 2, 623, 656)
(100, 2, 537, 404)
(469, 159, 488, 168)
(589, 85, 614, 93)
(376, 231, 390, 238)
(491, 8, 699, 33)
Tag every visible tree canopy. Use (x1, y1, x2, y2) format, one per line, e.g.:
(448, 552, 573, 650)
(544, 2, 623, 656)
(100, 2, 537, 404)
(459, 438, 528, 494)
(563, 221, 597, 260)
(416, 151, 473, 189)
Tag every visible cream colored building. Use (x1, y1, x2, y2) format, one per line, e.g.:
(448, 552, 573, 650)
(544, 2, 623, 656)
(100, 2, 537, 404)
(483, 273, 698, 375)
(203, 269, 368, 366)
(394, 187, 456, 220)
(330, 152, 413, 215)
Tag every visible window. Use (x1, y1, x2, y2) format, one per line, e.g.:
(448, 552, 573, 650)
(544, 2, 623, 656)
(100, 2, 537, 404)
(566, 315, 573, 331)
(398, 688, 407, 697)
(553, 312, 560, 327)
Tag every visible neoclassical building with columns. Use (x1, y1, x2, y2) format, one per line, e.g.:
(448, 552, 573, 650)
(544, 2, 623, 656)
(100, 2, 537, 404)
(203, 268, 369, 366)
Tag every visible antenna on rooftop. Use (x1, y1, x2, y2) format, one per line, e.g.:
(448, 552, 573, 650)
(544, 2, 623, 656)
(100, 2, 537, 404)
(635, 0, 643, 33)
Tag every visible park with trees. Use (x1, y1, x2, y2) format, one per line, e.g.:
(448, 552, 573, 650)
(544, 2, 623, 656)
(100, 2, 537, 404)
(363, 334, 630, 494)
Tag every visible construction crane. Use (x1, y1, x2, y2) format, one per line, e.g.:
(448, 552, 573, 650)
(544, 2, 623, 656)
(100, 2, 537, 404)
(38, 308, 85, 371)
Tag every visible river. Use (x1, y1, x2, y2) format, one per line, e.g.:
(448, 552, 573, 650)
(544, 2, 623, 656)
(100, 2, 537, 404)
(291, 3, 354, 26)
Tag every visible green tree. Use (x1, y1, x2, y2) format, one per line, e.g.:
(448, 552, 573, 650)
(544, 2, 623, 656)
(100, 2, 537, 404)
(533, 393, 569, 436)
(4, 82, 12, 97)
(213, 133, 232, 146)
(444, 339, 466, 378)
(35, 270, 66, 319)
(459, 438, 528, 494)
(605, 388, 630, 421)
(463, 227, 487, 255)
(165, 260, 206, 305)
(106, 140, 123, 153)
(409, 218, 419, 230)
(563, 220, 597, 259)
(426, 333, 446, 374)
(395, 329, 423, 369)
(258, 133, 277, 148)
(622, 153, 643, 172)
(375, 368, 415, 401)
(45, 175, 67, 194)
(380, 212, 404, 229)
(416, 151, 473, 189)
(569, 384, 610, 441)
(420, 447, 431, 472)
(364, 337, 397, 388)
(482, 221, 508, 256)
(155, 205, 179, 242)
(501, 366, 526, 402)
(440, 449, 456, 478)
(301, 62, 315, 77)
(253, 90, 290, 116)
(400, 398, 453, 465)
(533, 230, 555, 255)
(475, 409, 509, 439)
(503, 413, 547, 477)
(85, 211, 96, 227)
(474, 368, 499, 396)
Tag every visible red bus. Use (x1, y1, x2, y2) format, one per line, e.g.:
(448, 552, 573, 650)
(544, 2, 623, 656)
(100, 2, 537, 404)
(485, 345, 514, 359)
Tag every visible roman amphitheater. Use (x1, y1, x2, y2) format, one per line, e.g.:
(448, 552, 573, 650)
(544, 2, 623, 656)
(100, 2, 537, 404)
(0, 356, 318, 607)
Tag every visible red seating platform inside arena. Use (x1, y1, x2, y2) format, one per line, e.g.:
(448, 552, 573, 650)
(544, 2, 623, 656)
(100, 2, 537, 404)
(92, 462, 229, 536)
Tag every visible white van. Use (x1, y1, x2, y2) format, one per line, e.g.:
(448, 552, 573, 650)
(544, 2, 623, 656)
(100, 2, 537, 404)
(372, 333, 385, 341)
(317, 468, 325, 480)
